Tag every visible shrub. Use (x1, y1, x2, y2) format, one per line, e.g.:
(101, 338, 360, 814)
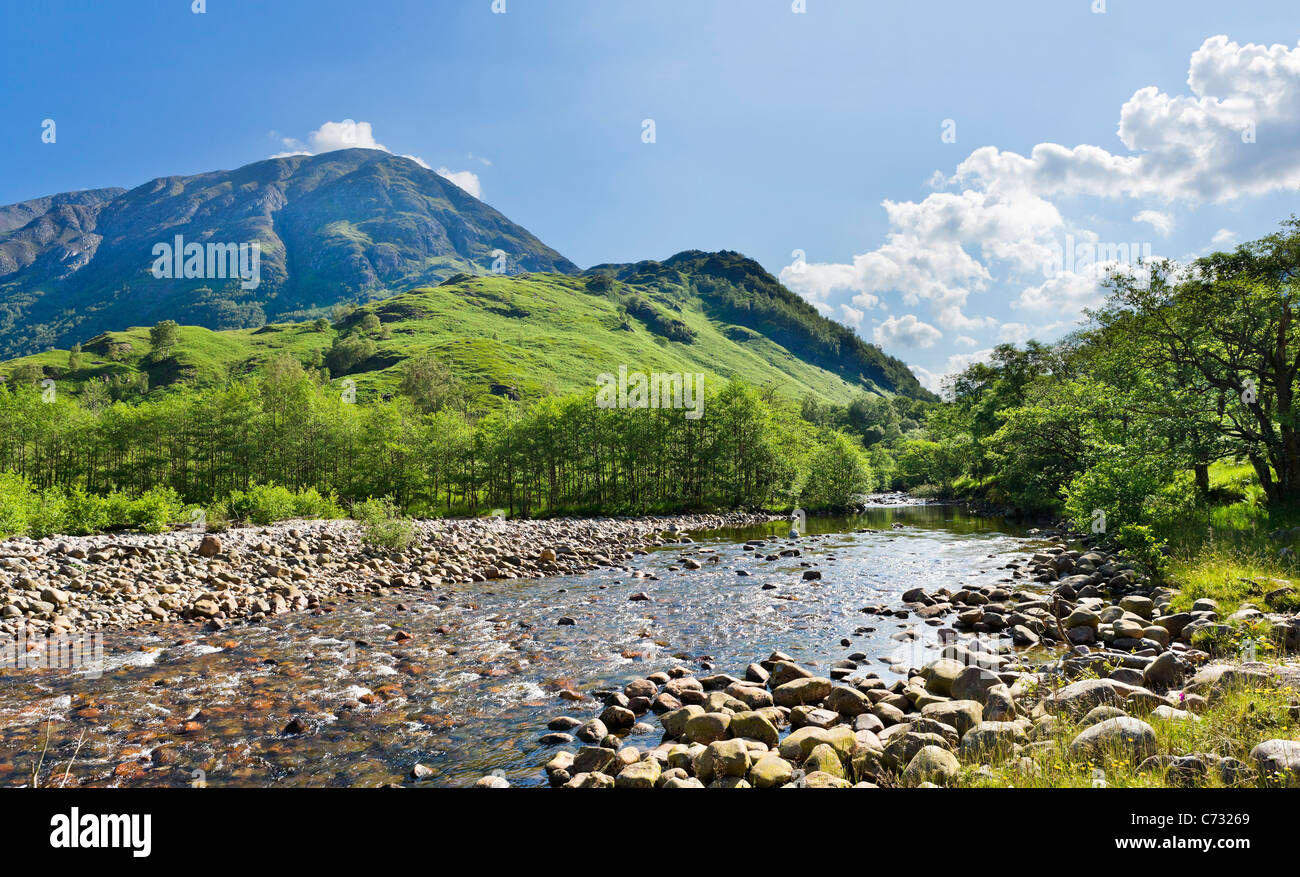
(1063, 450, 1175, 534)
(129, 487, 185, 533)
(62, 484, 110, 536)
(104, 491, 135, 530)
(352, 496, 416, 550)
(1113, 523, 1169, 582)
(223, 483, 344, 525)
(0, 472, 36, 537)
(27, 488, 68, 538)
(292, 487, 345, 519)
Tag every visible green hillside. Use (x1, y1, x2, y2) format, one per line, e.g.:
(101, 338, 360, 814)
(0, 257, 932, 407)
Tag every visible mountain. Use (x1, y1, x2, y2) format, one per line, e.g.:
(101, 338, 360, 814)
(585, 250, 931, 400)
(1, 252, 934, 404)
(0, 149, 577, 358)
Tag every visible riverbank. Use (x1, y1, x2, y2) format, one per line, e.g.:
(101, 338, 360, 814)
(0, 511, 779, 640)
(526, 534, 1300, 788)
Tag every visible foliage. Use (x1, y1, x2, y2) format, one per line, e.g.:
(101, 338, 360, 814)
(149, 320, 180, 359)
(0, 365, 868, 531)
(799, 432, 874, 510)
(352, 496, 416, 550)
(222, 483, 345, 526)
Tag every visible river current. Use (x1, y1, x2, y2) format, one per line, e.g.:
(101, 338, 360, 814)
(0, 504, 1050, 787)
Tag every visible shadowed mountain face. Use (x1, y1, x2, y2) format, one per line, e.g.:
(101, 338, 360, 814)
(0, 149, 577, 357)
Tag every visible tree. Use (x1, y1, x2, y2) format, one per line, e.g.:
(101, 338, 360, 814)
(149, 320, 180, 359)
(399, 353, 464, 414)
(800, 432, 873, 510)
(7, 363, 43, 385)
(326, 333, 376, 376)
(1103, 218, 1300, 504)
(68, 343, 83, 373)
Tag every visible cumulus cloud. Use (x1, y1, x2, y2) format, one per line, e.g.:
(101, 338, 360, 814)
(783, 36, 1300, 343)
(1211, 228, 1238, 247)
(273, 120, 482, 199)
(1133, 210, 1174, 237)
(909, 365, 945, 394)
(840, 304, 864, 329)
(955, 37, 1300, 203)
(435, 167, 483, 198)
(910, 348, 996, 395)
(874, 314, 942, 349)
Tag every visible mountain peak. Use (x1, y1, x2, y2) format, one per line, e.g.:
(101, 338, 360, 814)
(0, 151, 576, 356)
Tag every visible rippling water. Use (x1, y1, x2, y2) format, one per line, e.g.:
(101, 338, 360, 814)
(0, 505, 1048, 788)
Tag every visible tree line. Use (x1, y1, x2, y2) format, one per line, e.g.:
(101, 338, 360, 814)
(0, 355, 880, 530)
(899, 216, 1300, 553)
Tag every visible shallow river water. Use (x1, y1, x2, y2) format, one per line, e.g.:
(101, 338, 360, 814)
(0, 505, 1051, 787)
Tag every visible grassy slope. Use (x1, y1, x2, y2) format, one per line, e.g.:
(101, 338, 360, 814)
(3, 272, 887, 406)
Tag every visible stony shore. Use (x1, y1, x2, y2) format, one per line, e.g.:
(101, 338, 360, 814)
(0, 511, 778, 640)
(520, 532, 1300, 789)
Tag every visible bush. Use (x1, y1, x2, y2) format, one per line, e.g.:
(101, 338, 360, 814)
(352, 496, 416, 550)
(326, 333, 377, 376)
(1063, 449, 1175, 534)
(0, 471, 36, 537)
(1113, 523, 1169, 582)
(104, 491, 135, 529)
(292, 486, 345, 519)
(62, 484, 110, 536)
(223, 483, 345, 525)
(800, 433, 874, 510)
(225, 483, 297, 525)
(128, 487, 185, 533)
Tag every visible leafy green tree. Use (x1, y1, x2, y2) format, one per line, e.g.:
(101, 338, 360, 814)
(149, 320, 180, 359)
(801, 432, 873, 510)
(399, 353, 464, 414)
(1103, 218, 1300, 503)
(7, 363, 43, 385)
(326, 333, 376, 376)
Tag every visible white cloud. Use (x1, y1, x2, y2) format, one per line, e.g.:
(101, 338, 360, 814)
(1211, 228, 1238, 247)
(840, 304, 864, 329)
(788, 36, 1300, 344)
(874, 314, 942, 349)
(273, 120, 482, 199)
(955, 37, 1300, 204)
(955, 335, 978, 348)
(1015, 269, 1107, 314)
(435, 167, 483, 199)
(909, 365, 945, 394)
(1133, 209, 1174, 237)
(997, 320, 1066, 345)
(783, 188, 1064, 331)
(911, 348, 996, 395)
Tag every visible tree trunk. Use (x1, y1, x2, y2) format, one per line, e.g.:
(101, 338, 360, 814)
(1194, 462, 1210, 494)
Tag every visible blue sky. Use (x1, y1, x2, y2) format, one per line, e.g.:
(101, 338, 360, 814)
(3, 1, 1299, 387)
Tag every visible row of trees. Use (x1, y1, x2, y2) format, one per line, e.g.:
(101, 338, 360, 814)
(908, 216, 1300, 538)
(0, 356, 877, 520)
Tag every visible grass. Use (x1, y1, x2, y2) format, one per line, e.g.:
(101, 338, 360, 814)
(3, 272, 883, 408)
(1166, 549, 1299, 615)
(958, 681, 1300, 788)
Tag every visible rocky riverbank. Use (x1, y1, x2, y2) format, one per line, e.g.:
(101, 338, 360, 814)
(519, 532, 1300, 788)
(0, 512, 778, 640)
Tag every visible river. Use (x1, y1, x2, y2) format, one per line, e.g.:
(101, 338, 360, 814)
(0, 504, 1050, 787)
